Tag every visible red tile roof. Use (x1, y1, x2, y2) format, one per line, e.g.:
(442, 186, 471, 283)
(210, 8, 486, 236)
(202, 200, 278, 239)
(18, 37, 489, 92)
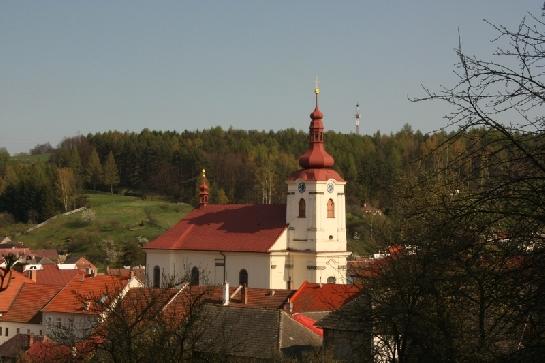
(0, 271, 34, 312)
(144, 204, 287, 252)
(31, 249, 59, 261)
(25, 335, 99, 362)
(42, 275, 128, 314)
(194, 285, 293, 309)
(292, 313, 324, 337)
(0, 248, 31, 257)
(31, 264, 83, 287)
(290, 281, 360, 313)
(0, 283, 61, 323)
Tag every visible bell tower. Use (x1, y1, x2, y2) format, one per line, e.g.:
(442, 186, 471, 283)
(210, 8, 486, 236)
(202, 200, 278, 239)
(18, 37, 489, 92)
(284, 82, 350, 286)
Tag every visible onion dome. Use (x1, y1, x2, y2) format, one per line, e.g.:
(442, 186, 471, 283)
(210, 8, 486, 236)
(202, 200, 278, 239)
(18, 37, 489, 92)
(298, 92, 335, 169)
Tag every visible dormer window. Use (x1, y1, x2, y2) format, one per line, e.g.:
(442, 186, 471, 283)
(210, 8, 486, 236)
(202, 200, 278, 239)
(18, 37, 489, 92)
(298, 199, 306, 218)
(327, 199, 335, 218)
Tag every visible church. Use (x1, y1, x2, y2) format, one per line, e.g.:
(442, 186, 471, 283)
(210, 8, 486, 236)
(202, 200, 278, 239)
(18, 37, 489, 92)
(144, 87, 351, 289)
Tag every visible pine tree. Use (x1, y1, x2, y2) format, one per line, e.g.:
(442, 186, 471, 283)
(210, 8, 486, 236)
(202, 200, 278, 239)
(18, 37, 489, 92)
(103, 151, 120, 194)
(86, 148, 103, 191)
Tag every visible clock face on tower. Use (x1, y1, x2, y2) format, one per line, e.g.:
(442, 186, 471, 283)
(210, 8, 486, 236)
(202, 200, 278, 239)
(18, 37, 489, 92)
(327, 182, 334, 193)
(297, 182, 306, 193)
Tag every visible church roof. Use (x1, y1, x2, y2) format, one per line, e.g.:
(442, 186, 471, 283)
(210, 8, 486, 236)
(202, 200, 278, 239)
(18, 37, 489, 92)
(144, 204, 287, 253)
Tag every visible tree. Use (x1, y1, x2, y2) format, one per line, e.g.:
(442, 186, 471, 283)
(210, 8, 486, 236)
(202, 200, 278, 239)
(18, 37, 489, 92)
(366, 13, 545, 362)
(86, 148, 103, 191)
(103, 151, 120, 194)
(0, 253, 17, 292)
(56, 167, 77, 212)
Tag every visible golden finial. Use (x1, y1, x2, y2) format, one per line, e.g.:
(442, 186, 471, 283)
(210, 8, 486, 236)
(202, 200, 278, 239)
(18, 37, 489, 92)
(201, 168, 206, 179)
(314, 76, 320, 107)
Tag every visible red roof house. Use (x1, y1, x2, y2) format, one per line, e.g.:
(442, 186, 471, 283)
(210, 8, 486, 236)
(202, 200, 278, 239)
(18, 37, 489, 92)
(290, 281, 360, 314)
(42, 275, 129, 315)
(0, 271, 34, 313)
(0, 283, 60, 324)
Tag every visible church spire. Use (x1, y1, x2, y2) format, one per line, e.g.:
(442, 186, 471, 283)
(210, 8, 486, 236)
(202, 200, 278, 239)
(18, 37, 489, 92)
(298, 82, 335, 169)
(199, 169, 209, 208)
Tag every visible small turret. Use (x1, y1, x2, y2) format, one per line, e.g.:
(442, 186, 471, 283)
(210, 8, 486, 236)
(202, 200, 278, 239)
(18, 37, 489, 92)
(199, 169, 209, 208)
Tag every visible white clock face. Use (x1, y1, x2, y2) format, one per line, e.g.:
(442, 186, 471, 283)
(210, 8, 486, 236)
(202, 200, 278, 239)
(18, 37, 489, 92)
(297, 182, 306, 193)
(327, 182, 334, 193)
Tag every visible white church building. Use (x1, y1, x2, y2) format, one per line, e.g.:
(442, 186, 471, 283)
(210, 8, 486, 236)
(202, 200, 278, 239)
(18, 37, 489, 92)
(144, 88, 351, 289)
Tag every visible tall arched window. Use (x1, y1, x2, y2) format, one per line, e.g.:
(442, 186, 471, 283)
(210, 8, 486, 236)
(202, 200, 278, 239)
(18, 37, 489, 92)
(327, 199, 335, 218)
(327, 276, 336, 283)
(153, 266, 160, 288)
(239, 269, 248, 286)
(190, 266, 200, 286)
(298, 199, 306, 218)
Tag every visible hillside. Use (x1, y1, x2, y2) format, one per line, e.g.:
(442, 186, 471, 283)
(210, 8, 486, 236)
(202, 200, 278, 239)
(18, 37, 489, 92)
(0, 193, 192, 269)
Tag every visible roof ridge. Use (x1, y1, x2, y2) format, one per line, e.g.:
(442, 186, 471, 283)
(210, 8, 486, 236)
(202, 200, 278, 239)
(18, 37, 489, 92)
(41, 272, 82, 312)
(288, 280, 308, 303)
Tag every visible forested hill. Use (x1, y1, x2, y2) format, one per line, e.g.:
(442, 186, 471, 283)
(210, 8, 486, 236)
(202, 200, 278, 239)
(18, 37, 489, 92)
(1, 125, 480, 225)
(52, 125, 466, 208)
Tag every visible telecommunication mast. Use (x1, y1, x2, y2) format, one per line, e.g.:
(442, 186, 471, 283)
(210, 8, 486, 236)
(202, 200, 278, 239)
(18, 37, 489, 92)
(354, 103, 361, 135)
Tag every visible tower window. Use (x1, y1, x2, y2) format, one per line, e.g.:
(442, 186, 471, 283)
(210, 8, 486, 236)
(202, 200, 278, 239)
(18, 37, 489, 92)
(327, 276, 336, 283)
(327, 199, 335, 218)
(153, 266, 160, 288)
(190, 266, 200, 286)
(239, 269, 248, 286)
(298, 198, 306, 218)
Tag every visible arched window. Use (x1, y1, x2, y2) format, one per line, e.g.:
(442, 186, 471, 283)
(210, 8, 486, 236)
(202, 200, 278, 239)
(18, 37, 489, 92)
(327, 276, 336, 283)
(239, 269, 248, 286)
(153, 266, 160, 288)
(190, 266, 200, 286)
(298, 199, 306, 218)
(327, 199, 335, 218)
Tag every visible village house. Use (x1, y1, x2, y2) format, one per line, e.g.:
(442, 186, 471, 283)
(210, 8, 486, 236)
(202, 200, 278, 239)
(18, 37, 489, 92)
(0, 284, 61, 345)
(144, 90, 351, 289)
(41, 274, 141, 340)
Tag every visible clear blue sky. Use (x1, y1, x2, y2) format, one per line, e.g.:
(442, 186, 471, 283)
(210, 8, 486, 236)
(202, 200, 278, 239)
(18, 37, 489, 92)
(0, 0, 540, 153)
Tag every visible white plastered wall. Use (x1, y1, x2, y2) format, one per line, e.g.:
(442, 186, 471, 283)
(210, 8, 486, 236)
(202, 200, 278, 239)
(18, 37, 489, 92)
(0, 322, 44, 344)
(146, 249, 276, 289)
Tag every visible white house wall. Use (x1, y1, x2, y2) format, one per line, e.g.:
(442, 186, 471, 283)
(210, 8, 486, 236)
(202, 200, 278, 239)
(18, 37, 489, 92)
(0, 322, 44, 344)
(42, 312, 97, 340)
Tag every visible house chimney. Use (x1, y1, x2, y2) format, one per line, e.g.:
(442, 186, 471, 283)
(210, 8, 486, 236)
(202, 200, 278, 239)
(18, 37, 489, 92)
(31, 270, 37, 282)
(222, 281, 230, 306)
(241, 285, 248, 305)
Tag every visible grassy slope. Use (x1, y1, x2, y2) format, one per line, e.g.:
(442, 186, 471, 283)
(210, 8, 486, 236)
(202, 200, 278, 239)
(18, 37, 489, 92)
(1, 193, 192, 269)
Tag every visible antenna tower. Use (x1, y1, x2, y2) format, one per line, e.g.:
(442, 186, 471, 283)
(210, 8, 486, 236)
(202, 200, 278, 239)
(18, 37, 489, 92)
(354, 103, 361, 135)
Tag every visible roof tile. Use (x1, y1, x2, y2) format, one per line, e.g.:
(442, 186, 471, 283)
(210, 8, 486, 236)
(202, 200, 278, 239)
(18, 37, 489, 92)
(144, 204, 287, 252)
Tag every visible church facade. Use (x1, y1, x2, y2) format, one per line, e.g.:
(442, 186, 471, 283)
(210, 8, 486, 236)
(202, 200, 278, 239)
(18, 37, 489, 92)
(144, 89, 351, 289)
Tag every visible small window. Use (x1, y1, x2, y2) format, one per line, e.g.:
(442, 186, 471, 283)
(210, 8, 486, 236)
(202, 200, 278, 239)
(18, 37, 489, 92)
(0, 327, 2, 335)
(153, 266, 161, 288)
(16, 328, 20, 334)
(239, 269, 248, 286)
(327, 199, 335, 218)
(190, 266, 200, 286)
(27, 329, 30, 334)
(5, 328, 8, 337)
(298, 199, 306, 218)
(327, 276, 336, 283)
